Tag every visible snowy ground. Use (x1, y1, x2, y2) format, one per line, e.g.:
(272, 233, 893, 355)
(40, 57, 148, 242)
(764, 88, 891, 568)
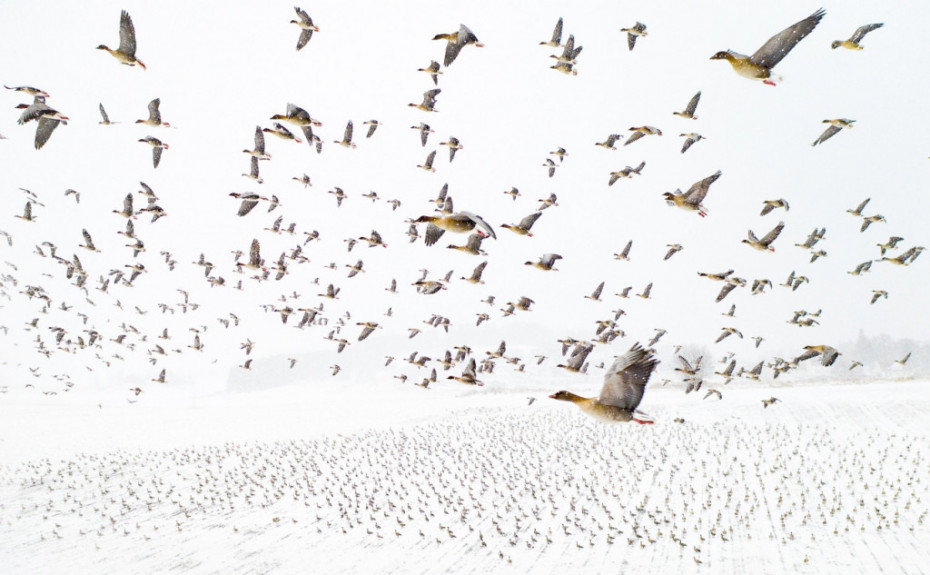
(1, 379, 928, 574)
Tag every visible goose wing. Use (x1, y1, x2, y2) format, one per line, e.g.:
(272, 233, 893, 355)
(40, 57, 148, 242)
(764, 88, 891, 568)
(749, 8, 825, 69)
(599, 343, 657, 410)
(118, 10, 138, 57)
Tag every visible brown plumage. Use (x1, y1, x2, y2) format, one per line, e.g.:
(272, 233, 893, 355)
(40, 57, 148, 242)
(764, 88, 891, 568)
(550, 342, 658, 423)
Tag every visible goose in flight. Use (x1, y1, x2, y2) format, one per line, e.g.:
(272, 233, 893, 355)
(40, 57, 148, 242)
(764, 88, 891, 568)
(540, 17, 563, 47)
(625, 126, 661, 146)
(620, 22, 647, 51)
(679, 133, 705, 154)
(550, 343, 658, 423)
(812, 118, 854, 146)
(136, 98, 170, 127)
(409, 89, 441, 112)
(138, 136, 168, 168)
(98, 103, 116, 125)
(525, 253, 562, 271)
(794, 344, 841, 367)
(595, 134, 623, 149)
(413, 211, 496, 246)
(16, 95, 68, 149)
(847, 197, 870, 217)
(447, 233, 486, 255)
(832, 23, 883, 50)
(417, 60, 442, 85)
(334, 120, 356, 148)
(608, 162, 645, 185)
(742, 221, 785, 251)
(97, 10, 146, 69)
(447, 358, 482, 385)
(663, 170, 722, 217)
(291, 7, 319, 50)
(710, 8, 825, 86)
(673, 91, 701, 120)
(433, 24, 483, 67)
(760, 198, 789, 216)
(501, 212, 542, 236)
(244, 126, 271, 160)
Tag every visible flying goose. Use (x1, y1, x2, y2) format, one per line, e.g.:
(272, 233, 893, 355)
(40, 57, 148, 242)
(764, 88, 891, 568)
(710, 8, 825, 85)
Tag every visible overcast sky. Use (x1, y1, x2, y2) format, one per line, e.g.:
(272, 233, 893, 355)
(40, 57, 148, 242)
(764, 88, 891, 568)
(0, 0, 926, 395)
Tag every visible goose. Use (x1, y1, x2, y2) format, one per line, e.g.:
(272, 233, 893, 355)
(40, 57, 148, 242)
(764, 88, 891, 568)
(136, 98, 170, 127)
(138, 136, 168, 168)
(812, 119, 854, 146)
(832, 23, 883, 50)
(244, 126, 271, 160)
(447, 233, 486, 255)
(794, 344, 841, 367)
(608, 162, 645, 185)
(263, 122, 302, 143)
(16, 96, 69, 149)
(870, 290, 888, 305)
(357, 322, 381, 341)
(664, 244, 683, 260)
(97, 11, 146, 69)
(742, 221, 784, 251)
(625, 126, 661, 146)
(291, 7, 319, 50)
(847, 197, 870, 217)
(551, 343, 658, 423)
(525, 253, 562, 271)
(501, 212, 542, 236)
(417, 150, 437, 172)
(679, 133, 705, 154)
(540, 17, 563, 47)
(98, 103, 116, 125)
(710, 9, 825, 85)
(447, 358, 482, 385)
(4, 85, 49, 97)
(409, 89, 441, 112)
(417, 61, 442, 85)
(270, 103, 322, 128)
(411, 122, 434, 146)
(229, 192, 266, 217)
(413, 211, 496, 246)
(877, 236, 904, 255)
(673, 92, 701, 119)
(585, 281, 605, 301)
(860, 214, 885, 233)
(440, 136, 462, 161)
(614, 240, 632, 261)
(663, 170, 722, 217)
(433, 24, 483, 67)
(235, 239, 264, 272)
(760, 198, 789, 216)
(242, 156, 262, 184)
(620, 22, 648, 51)
(595, 134, 623, 149)
(363, 120, 380, 138)
(334, 120, 356, 148)
(461, 261, 488, 284)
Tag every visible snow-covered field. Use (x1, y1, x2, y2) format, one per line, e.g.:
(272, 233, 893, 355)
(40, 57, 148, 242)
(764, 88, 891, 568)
(1, 379, 928, 574)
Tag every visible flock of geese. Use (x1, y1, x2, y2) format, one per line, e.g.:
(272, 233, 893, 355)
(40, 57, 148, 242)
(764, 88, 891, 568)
(1, 405, 926, 570)
(0, 6, 924, 423)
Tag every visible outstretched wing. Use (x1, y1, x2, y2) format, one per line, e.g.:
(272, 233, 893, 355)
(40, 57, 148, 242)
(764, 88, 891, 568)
(599, 343, 658, 410)
(118, 10, 138, 57)
(850, 22, 883, 44)
(812, 125, 841, 146)
(759, 221, 785, 246)
(750, 8, 825, 69)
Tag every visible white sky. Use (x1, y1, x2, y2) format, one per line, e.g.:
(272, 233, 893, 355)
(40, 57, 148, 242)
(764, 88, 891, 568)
(0, 0, 927, 394)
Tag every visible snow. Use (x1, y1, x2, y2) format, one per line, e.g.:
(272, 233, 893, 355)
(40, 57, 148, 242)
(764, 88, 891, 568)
(1, 379, 928, 574)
